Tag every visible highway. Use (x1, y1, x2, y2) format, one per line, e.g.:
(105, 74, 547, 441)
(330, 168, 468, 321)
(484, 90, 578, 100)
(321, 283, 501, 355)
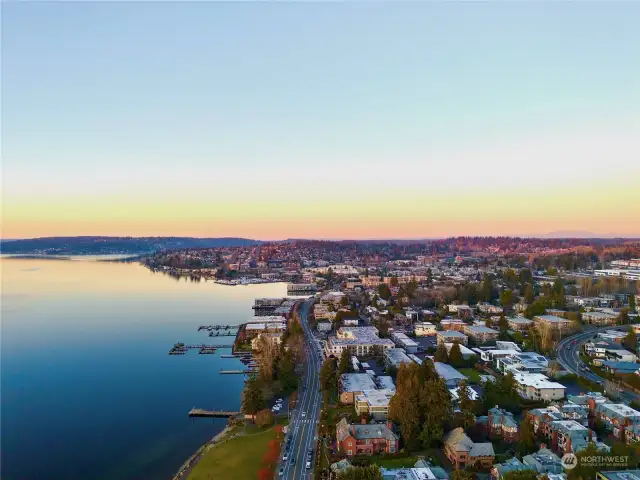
(280, 300, 323, 480)
(556, 325, 638, 403)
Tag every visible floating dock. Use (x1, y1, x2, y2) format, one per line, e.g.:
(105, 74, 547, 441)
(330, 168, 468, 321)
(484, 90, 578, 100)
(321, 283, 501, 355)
(198, 325, 239, 332)
(189, 408, 240, 418)
(220, 369, 256, 374)
(168, 343, 233, 355)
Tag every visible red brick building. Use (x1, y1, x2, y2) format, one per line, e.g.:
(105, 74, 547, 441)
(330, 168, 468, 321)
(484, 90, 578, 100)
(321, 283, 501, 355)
(336, 418, 399, 456)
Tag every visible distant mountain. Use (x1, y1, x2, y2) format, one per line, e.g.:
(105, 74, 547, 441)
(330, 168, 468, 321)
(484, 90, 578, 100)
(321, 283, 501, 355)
(0, 236, 261, 255)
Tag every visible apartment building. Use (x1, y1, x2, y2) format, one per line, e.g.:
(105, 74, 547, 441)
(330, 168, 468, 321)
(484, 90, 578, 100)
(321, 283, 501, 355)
(507, 317, 534, 332)
(440, 318, 468, 331)
(437, 330, 469, 346)
(594, 403, 640, 441)
(354, 389, 396, 420)
(512, 372, 566, 401)
(582, 311, 619, 326)
(390, 332, 419, 354)
(414, 322, 437, 336)
(447, 304, 474, 319)
(339, 373, 378, 404)
(478, 303, 503, 315)
(384, 348, 413, 369)
(325, 326, 395, 357)
(477, 407, 519, 442)
(463, 325, 499, 344)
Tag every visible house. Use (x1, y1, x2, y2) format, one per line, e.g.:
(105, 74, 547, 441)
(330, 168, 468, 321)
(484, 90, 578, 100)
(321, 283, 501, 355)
(384, 348, 414, 369)
(381, 459, 449, 480)
(443, 427, 495, 469)
(605, 348, 637, 363)
(444, 343, 476, 360)
(598, 330, 627, 343)
(434, 362, 468, 387)
(414, 322, 437, 336)
(463, 325, 499, 344)
(440, 319, 467, 331)
(522, 445, 564, 475)
(491, 457, 534, 480)
(594, 403, 640, 440)
(533, 315, 573, 331)
(507, 316, 534, 332)
(390, 332, 419, 354)
(478, 303, 503, 315)
(250, 332, 283, 350)
(600, 360, 640, 375)
(582, 311, 619, 326)
(339, 373, 378, 404)
(447, 304, 474, 319)
(437, 330, 469, 346)
(512, 372, 566, 401)
(336, 418, 399, 456)
(477, 407, 519, 442)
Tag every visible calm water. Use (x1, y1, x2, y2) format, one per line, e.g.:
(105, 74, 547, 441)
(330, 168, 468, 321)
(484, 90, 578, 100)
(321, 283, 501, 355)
(1, 258, 286, 480)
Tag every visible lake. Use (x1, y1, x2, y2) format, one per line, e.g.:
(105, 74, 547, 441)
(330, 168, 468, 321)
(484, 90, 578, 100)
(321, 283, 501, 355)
(1, 257, 287, 480)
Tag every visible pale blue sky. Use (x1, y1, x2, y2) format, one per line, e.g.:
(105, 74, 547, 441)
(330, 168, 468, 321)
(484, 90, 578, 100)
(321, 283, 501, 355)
(2, 2, 639, 238)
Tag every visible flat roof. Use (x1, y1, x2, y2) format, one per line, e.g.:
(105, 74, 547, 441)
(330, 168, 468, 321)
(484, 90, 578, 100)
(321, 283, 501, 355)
(434, 362, 467, 381)
(340, 373, 377, 393)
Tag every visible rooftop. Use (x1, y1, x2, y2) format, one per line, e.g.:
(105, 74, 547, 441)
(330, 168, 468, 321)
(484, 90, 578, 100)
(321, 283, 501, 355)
(340, 373, 377, 393)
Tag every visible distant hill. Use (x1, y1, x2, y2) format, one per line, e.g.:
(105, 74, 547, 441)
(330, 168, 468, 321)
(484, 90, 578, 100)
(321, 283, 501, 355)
(0, 236, 261, 255)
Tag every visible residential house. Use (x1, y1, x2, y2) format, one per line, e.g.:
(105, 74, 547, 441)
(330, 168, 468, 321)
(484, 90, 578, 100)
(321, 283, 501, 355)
(522, 445, 564, 475)
(491, 458, 534, 480)
(443, 427, 495, 470)
(447, 304, 474, 319)
(463, 325, 499, 344)
(601, 360, 640, 375)
(477, 407, 519, 442)
(336, 418, 399, 456)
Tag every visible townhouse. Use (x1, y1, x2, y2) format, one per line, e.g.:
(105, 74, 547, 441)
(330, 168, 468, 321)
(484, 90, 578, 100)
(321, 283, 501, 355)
(336, 418, 399, 456)
(521, 446, 564, 476)
(594, 403, 640, 441)
(477, 407, 519, 442)
(443, 427, 495, 470)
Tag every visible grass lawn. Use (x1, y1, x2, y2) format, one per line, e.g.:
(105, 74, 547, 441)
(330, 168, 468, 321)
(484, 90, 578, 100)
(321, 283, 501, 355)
(458, 368, 482, 384)
(187, 423, 281, 480)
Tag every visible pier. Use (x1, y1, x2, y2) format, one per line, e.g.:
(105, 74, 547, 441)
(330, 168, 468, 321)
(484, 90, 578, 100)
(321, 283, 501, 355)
(168, 343, 233, 355)
(198, 325, 239, 332)
(220, 369, 256, 374)
(189, 408, 240, 418)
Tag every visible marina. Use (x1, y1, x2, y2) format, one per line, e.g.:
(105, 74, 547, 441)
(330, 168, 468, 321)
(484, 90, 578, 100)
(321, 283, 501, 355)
(167, 343, 233, 355)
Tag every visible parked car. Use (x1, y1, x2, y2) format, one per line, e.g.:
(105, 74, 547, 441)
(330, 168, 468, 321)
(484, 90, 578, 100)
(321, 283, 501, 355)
(283, 453, 288, 461)
(279, 467, 284, 477)
(306, 461, 312, 469)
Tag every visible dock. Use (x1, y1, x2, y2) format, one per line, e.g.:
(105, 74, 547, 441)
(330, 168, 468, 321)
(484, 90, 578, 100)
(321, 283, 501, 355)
(220, 369, 256, 374)
(198, 325, 239, 332)
(189, 408, 240, 418)
(168, 343, 233, 355)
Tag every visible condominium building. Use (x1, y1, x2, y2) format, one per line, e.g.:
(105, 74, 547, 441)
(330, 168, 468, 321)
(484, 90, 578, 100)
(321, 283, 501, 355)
(325, 326, 395, 357)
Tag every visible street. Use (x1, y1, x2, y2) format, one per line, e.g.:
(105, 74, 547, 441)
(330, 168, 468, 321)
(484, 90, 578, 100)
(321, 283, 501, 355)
(556, 325, 638, 403)
(280, 300, 323, 480)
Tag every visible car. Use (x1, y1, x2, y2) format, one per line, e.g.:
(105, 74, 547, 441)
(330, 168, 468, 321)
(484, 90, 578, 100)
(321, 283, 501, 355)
(290, 457, 296, 465)
(279, 467, 284, 477)
(302, 412, 306, 417)
(283, 453, 288, 461)
(306, 461, 312, 469)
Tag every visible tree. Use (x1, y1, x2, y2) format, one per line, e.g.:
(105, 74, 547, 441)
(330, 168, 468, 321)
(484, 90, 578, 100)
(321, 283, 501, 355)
(340, 296, 349, 307)
(338, 349, 351, 375)
(449, 342, 464, 368)
(504, 471, 538, 480)
(457, 381, 476, 428)
(434, 342, 449, 363)
(258, 467, 272, 480)
(623, 326, 637, 354)
(500, 289, 514, 309)
(378, 284, 392, 300)
(481, 275, 496, 302)
(516, 419, 536, 457)
(630, 294, 637, 313)
(319, 357, 338, 404)
(451, 470, 476, 480)
(242, 375, 267, 415)
(337, 465, 382, 480)
(524, 283, 535, 304)
(278, 348, 298, 392)
(619, 308, 630, 325)
(255, 408, 274, 427)
(519, 269, 533, 289)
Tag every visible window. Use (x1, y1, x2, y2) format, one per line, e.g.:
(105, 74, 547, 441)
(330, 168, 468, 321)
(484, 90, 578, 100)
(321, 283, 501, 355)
(348, 450, 352, 455)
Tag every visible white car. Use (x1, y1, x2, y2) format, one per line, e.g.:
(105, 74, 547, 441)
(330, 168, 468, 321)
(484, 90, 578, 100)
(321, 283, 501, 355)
(283, 453, 288, 461)
(301, 412, 306, 417)
(306, 461, 311, 469)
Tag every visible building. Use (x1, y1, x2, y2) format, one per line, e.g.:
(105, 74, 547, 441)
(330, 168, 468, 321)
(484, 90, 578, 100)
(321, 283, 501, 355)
(582, 311, 619, 326)
(325, 326, 395, 357)
(339, 373, 378, 404)
(336, 418, 399, 456)
(491, 457, 534, 480)
(566, 392, 609, 414)
(355, 389, 396, 420)
(380, 459, 449, 480)
(445, 343, 476, 359)
(478, 303, 503, 315)
(437, 330, 469, 346)
(314, 303, 336, 322)
(244, 320, 287, 338)
(512, 372, 566, 401)
(443, 427, 495, 470)
(384, 348, 413, 369)
(594, 403, 640, 440)
(250, 332, 283, 350)
(477, 407, 519, 442)
(601, 360, 639, 375)
(414, 322, 437, 336)
(495, 352, 549, 375)
(447, 304, 474, 319)
(533, 314, 573, 331)
(507, 317, 534, 332)
(390, 332, 419, 354)
(317, 321, 332, 332)
(440, 319, 467, 331)
(521, 446, 564, 475)
(597, 471, 640, 480)
(434, 362, 468, 387)
(463, 325, 499, 344)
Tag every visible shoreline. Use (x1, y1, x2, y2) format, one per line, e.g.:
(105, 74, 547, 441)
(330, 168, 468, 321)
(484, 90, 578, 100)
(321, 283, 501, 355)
(171, 422, 238, 480)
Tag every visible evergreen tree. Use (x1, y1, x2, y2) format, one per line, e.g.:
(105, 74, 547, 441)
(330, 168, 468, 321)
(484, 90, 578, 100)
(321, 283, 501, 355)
(338, 349, 351, 375)
(449, 342, 464, 368)
(319, 357, 338, 404)
(457, 381, 476, 428)
(619, 308, 630, 325)
(623, 326, 637, 354)
(434, 342, 449, 363)
(630, 294, 637, 313)
(242, 375, 267, 414)
(337, 465, 382, 480)
(277, 348, 298, 392)
(451, 470, 476, 480)
(516, 419, 536, 457)
(524, 283, 535, 304)
(500, 289, 514, 308)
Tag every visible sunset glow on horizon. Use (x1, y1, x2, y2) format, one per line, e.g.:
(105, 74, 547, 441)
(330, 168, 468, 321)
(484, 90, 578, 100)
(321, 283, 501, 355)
(3, 2, 639, 239)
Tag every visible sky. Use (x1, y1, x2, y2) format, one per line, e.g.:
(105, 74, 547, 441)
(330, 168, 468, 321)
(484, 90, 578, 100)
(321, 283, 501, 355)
(2, 2, 639, 240)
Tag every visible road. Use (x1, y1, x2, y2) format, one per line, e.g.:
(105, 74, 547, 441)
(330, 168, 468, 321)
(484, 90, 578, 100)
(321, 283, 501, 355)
(279, 300, 323, 480)
(556, 325, 638, 403)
